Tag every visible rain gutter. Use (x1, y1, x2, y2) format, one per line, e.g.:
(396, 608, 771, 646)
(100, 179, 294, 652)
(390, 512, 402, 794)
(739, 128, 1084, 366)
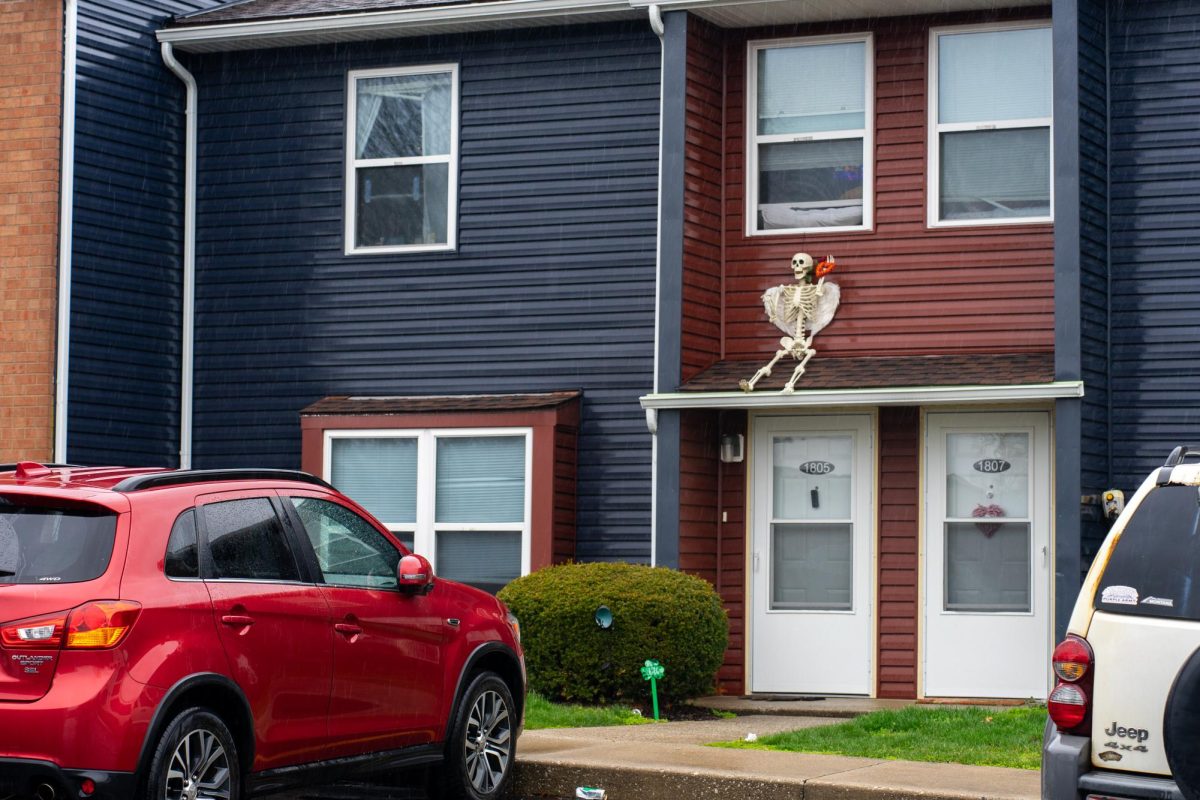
(53, 0, 78, 463)
(648, 3, 664, 566)
(160, 42, 197, 469)
(640, 381, 1086, 411)
(157, 0, 634, 50)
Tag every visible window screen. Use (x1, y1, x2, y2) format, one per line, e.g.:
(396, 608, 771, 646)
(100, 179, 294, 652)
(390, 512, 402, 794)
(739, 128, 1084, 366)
(1097, 486, 1200, 621)
(204, 498, 300, 582)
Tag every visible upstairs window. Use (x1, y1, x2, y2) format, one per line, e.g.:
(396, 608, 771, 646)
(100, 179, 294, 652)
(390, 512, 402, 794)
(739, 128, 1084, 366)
(346, 65, 458, 254)
(747, 34, 874, 235)
(929, 22, 1052, 226)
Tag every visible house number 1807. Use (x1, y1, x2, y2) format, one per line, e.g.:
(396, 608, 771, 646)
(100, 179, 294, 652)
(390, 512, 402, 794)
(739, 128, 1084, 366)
(973, 459, 1012, 473)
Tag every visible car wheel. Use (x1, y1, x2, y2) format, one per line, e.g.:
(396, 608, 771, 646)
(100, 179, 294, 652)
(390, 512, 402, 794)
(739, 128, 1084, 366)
(144, 707, 241, 800)
(434, 672, 517, 800)
(1166, 647, 1200, 800)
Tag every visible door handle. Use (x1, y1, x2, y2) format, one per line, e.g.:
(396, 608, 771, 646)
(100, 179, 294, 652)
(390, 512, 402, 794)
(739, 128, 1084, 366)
(220, 615, 255, 627)
(334, 623, 363, 636)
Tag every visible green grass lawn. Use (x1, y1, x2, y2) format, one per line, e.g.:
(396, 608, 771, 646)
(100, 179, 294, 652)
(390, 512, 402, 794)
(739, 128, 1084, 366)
(711, 705, 1046, 770)
(523, 693, 653, 730)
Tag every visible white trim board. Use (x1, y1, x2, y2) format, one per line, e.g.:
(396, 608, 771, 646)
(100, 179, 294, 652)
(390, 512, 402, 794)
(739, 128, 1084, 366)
(640, 382, 1084, 411)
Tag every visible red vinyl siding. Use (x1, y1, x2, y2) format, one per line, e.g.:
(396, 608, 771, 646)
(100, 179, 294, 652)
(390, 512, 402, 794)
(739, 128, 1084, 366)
(679, 9, 1054, 367)
(878, 407, 920, 698)
(681, 19, 725, 382)
(679, 409, 747, 695)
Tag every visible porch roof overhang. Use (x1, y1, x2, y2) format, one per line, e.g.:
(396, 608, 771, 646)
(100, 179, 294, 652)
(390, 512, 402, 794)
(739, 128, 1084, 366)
(157, 0, 1049, 53)
(640, 353, 1083, 411)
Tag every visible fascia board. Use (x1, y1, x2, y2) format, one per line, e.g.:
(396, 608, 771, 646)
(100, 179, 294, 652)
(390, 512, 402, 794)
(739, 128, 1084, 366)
(639, 381, 1086, 410)
(156, 0, 634, 50)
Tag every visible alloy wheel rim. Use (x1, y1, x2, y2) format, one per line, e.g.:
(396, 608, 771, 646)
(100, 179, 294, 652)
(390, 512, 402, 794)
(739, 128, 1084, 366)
(464, 689, 512, 794)
(164, 728, 231, 800)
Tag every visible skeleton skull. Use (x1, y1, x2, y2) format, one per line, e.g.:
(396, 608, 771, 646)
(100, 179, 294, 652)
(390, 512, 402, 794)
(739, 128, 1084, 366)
(791, 252, 814, 280)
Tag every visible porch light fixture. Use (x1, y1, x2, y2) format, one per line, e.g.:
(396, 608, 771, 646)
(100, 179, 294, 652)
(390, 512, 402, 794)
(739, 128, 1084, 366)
(720, 434, 745, 464)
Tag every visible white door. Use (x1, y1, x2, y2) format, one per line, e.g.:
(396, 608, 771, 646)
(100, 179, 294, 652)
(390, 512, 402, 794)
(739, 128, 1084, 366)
(751, 415, 874, 695)
(924, 412, 1051, 698)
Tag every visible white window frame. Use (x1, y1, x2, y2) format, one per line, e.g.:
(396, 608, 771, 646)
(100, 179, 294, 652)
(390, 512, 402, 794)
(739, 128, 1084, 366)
(745, 33, 875, 237)
(927, 21, 1053, 228)
(344, 64, 460, 255)
(323, 427, 532, 580)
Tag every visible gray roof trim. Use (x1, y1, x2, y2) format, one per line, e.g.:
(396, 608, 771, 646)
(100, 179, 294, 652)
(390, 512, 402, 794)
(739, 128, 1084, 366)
(157, 0, 638, 51)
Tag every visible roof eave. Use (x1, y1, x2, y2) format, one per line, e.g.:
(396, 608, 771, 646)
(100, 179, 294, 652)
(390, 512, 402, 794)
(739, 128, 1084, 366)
(156, 0, 638, 52)
(639, 381, 1085, 410)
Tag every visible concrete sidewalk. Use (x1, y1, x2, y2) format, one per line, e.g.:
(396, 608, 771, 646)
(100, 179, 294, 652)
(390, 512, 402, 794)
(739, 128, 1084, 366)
(512, 715, 1040, 800)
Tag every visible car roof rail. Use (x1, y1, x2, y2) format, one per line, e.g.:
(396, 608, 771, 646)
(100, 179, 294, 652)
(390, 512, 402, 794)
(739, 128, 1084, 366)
(113, 469, 334, 493)
(1157, 446, 1200, 485)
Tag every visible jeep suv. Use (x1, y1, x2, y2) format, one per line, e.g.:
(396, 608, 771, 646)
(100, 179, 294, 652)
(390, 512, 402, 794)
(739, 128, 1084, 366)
(0, 463, 525, 800)
(1044, 446, 1200, 799)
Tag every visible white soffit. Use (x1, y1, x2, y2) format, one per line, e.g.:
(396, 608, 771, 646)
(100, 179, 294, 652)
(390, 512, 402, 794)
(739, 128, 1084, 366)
(158, 0, 639, 52)
(639, 381, 1085, 411)
(158, 0, 1049, 52)
(632, 0, 1049, 27)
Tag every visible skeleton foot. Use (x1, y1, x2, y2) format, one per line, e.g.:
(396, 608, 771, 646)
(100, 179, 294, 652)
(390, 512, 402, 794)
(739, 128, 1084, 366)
(741, 349, 788, 392)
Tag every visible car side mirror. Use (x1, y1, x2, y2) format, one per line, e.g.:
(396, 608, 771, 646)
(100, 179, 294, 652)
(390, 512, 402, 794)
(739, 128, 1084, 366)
(398, 553, 435, 596)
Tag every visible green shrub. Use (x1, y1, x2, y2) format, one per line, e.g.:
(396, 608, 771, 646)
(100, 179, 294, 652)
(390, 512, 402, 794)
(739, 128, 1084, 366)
(498, 562, 728, 705)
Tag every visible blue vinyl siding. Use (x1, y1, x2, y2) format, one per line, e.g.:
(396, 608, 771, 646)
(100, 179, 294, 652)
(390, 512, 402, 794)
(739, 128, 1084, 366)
(68, 0, 225, 466)
(188, 24, 660, 561)
(1077, 0, 1110, 564)
(1108, 0, 1200, 491)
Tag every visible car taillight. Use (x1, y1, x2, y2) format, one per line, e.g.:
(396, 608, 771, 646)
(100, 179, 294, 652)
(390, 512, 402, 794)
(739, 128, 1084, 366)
(1048, 682, 1089, 729)
(1053, 635, 1093, 682)
(0, 601, 141, 652)
(1048, 635, 1094, 733)
(65, 601, 141, 649)
(0, 612, 67, 649)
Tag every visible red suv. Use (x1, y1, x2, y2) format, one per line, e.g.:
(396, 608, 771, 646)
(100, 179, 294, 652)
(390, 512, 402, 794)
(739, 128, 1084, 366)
(0, 463, 525, 800)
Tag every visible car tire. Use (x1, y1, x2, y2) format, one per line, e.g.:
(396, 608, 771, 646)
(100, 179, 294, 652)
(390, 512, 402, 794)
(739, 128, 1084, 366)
(143, 707, 241, 800)
(1165, 646, 1200, 800)
(433, 672, 517, 800)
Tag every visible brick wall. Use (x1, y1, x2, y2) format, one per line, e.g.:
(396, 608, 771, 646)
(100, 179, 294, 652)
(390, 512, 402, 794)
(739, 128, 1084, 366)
(0, 0, 62, 462)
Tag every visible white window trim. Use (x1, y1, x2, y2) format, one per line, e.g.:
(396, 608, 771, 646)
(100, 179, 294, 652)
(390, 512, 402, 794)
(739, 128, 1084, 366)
(745, 33, 875, 237)
(927, 20, 1053, 229)
(323, 427, 532, 579)
(344, 63, 460, 255)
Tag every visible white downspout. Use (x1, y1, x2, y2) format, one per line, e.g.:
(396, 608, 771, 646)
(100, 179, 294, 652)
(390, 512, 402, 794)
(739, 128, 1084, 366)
(648, 3, 664, 566)
(53, 0, 78, 463)
(160, 42, 197, 469)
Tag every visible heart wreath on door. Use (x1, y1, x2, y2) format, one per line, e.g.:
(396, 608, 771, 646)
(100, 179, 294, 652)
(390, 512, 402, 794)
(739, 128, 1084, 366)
(972, 503, 1005, 537)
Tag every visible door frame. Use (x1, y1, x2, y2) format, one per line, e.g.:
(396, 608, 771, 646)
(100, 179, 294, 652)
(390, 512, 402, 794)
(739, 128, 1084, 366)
(746, 410, 878, 695)
(920, 409, 1053, 699)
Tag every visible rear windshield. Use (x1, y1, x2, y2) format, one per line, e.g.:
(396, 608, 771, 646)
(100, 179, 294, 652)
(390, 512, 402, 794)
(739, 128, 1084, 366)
(0, 498, 117, 585)
(1097, 485, 1200, 621)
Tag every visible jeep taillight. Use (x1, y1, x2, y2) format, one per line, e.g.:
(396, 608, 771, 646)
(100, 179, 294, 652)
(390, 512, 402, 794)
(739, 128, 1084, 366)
(0, 601, 141, 651)
(0, 612, 67, 649)
(1048, 635, 1094, 734)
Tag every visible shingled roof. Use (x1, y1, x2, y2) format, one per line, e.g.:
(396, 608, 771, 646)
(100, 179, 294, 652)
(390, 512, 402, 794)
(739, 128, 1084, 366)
(173, 0, 502, 27)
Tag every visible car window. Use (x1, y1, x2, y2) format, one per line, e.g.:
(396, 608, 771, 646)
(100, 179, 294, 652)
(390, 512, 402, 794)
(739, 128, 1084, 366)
(0, 496, 117, 585)
(1097, 484, 1200, 621)
(289, 497, 399, 589)
(165, 509, 199, 579)
(203, 498, 300, 582)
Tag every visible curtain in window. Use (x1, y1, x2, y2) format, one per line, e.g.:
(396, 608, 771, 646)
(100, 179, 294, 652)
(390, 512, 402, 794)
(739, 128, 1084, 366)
(938, 28, 1051, 124)
(330, 438, 417, 523)
(757, 42, 866, 135)
(355, 73, 451, 159)
(435, 436, 525, 523)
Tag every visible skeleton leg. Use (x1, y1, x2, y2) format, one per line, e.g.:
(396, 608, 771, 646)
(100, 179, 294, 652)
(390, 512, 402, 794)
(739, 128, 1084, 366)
(740, 337, 794, 392)
(782, 345, 816, 394)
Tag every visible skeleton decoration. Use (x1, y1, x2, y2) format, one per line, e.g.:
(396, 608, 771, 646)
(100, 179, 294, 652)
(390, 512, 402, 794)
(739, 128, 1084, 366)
(739, 253, 841, 394)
